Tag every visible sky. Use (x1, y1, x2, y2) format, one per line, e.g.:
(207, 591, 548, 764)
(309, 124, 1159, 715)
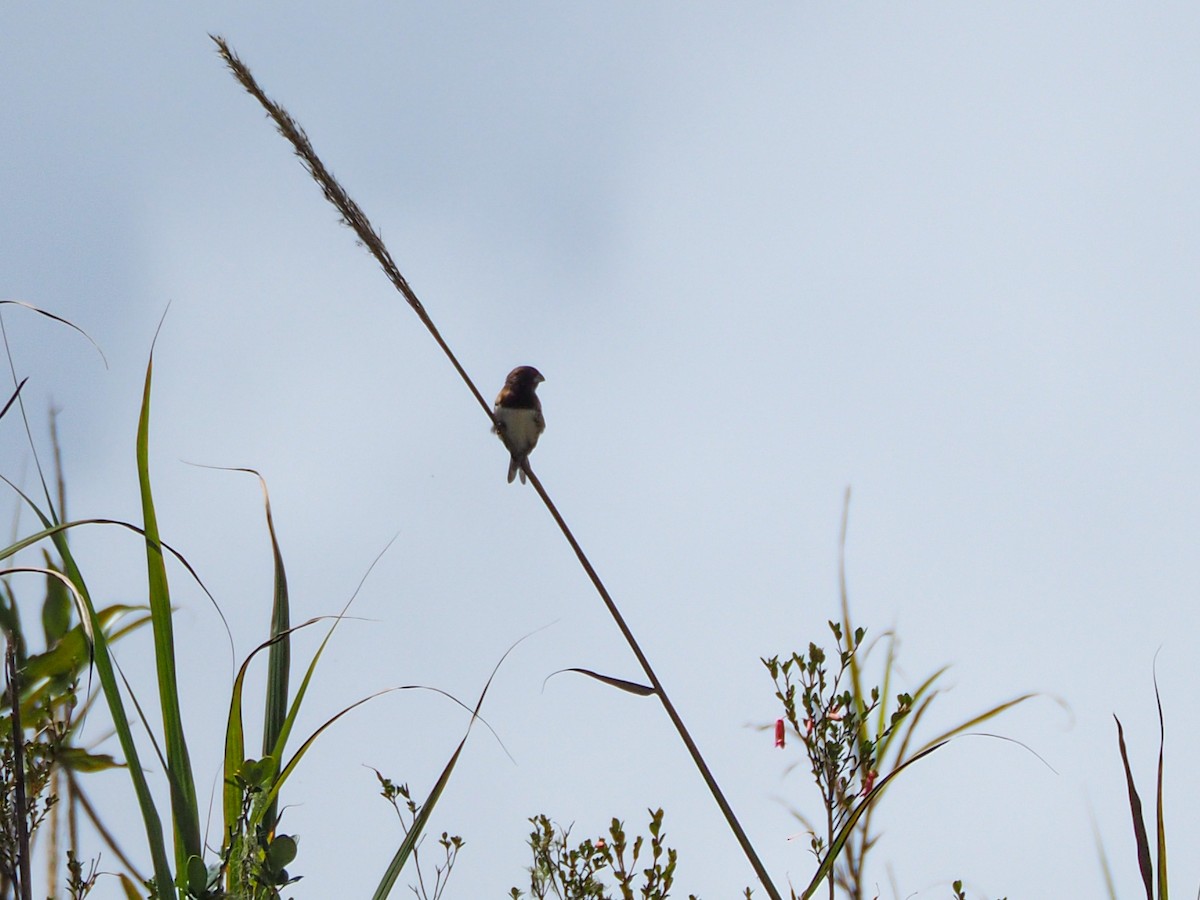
(3, 3, 1199, 898)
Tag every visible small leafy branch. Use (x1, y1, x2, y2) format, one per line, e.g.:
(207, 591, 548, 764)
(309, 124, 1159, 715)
(764, 493, 1035, 899)
(374, 770, 463, 900)
(509, 808, 727, 900)
(764, 622, 911, 900)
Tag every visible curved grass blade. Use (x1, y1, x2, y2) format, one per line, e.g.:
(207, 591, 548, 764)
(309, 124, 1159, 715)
(43, 542, 173, 893)
(262, 687, 395, 814)
(222, 624, 302, 833)
(1, 302, 106, 525)
(0, 300, 108, 367)
(0, 507, 222, 626)
(543, 667, 655, 696)
(222, 615, 349, 836)
(265, 537, 397, 771)
(800, 740, 947, 899)
(371, 731, 468, 900)
(914, 692, 1043, 755)
(199, 465, 291, 831)
(372, 633, 533, 900)
(0, 313, 172, 895)
(0, 567, 94, 653)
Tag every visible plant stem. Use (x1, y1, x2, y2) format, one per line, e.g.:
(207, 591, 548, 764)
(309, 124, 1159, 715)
(6, 638, 33, 900)
(525, 466, 782, 900)
(213, 36, 783, 899)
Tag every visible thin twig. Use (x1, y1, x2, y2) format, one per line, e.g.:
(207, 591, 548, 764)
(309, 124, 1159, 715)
(212, 35, 782, 900)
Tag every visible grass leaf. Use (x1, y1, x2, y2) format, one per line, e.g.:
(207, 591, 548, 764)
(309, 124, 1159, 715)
(1115, 715, 1154, 900)
(137, 344, 202, 866)
(544, 667, 655, 696)
(800, 740, 948, 899)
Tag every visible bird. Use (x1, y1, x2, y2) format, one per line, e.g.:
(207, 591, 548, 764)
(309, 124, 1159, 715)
(493, 365, 545, 484)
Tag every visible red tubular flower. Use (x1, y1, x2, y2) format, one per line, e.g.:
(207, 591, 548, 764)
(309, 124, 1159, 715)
(861, 769, 878, 795)
(774, 718, 786, 748)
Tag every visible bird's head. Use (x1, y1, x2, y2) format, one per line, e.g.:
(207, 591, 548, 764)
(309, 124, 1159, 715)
(507, 365, 545, 389)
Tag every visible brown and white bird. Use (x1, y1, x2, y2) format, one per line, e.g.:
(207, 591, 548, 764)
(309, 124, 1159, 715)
(493, 365, 545, 484)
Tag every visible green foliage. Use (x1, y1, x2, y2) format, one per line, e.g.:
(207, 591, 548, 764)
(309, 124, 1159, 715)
(765, 621, 911, 871)
(216, 757, 300, 899)
(509, 809, 709, 900)
(764, 494, 1030, 900)
(0, 410, 151, 897)
(375, 771, 463, 900)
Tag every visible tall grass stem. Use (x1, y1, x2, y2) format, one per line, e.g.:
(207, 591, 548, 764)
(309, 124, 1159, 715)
(212, 35, 781, 900)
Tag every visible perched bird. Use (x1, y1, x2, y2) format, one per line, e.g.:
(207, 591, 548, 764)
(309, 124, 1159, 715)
(493, 365, 545, 484)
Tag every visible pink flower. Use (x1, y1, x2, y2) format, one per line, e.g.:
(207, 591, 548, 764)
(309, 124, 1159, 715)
(861, 770, 878, 795)
(774, 718, 786, 748)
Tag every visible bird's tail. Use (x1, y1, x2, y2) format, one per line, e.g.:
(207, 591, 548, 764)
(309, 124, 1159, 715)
(507, 456, 523, 484)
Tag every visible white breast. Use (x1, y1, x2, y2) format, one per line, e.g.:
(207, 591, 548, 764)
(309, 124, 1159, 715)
(495, 406, 543, 456)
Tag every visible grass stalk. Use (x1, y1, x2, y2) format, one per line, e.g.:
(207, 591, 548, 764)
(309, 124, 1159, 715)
(212, 35, 782, 900)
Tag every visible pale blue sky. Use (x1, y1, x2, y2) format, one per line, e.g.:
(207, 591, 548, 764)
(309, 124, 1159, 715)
(3, 4, 1199, 898)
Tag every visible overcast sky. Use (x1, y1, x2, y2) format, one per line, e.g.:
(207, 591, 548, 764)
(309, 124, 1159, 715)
(4, 4, 1199, 898)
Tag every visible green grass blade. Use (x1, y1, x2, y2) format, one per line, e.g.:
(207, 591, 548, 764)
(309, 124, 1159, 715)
(800, 740, 948, 899)
(1153, 674, 1168, 900)
(263, 688, 393, 813)
(371, 736, 467, 900)
(222, 643, 253, 836)
(225, 617, 342, 834)
(49, 534, 174, 894)
(266, 539, 396, 769)
(255, 472, 290, 831)
(871, 633, 898, 742)
(0, 300, 107, 366)
(370, 636, 525, 900)
(223, 623, 310, 837)
(1115, 715, 1154, 900)
(196, 468, 292, 816)
(136, 349, 202, 867)
(1, 303, 103, 524)
(837, 489, 867, 721)
(914, 692, 1039, 755)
